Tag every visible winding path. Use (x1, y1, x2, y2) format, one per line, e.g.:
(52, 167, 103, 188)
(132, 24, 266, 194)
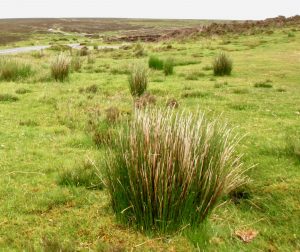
(0, 44, 120, 55)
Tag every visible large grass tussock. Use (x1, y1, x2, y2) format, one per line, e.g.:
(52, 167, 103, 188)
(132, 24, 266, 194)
(213, 52, 233, 76)
(128, 63, 148, 97)
(51, 53, 71, 82)
(105, 109, 248, 233)
(0, 57, 32, 81)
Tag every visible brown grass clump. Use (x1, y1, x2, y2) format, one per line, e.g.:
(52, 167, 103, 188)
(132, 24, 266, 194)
(166, 98, 179, 109)
(51, 53, 71, 82)
(105, 107, 120, 123)
(105, 109, 249, 232)
(134, 93, 156, 109)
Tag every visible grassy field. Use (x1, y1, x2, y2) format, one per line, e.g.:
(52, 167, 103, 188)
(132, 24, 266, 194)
(0, 22, 299, 251)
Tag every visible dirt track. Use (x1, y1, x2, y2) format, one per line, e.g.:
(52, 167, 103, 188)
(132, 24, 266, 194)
(0, 44, 120, 55)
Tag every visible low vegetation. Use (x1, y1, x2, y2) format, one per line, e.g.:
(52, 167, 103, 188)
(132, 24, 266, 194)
(128, 63, 148, 97)
(163, 58, 174, 76)
(0, 58, 32, 81)
(213, 52, 233, 76)
(0, 18, 299, 251)
(148, 55, 164, 70)
(51, 53, 71, 81)
(58, 159, 103, 190)
(105, 109, 248, 232)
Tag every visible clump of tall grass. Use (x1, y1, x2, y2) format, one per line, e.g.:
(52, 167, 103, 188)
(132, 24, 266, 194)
(254, 80, 273, 88)
(128, 64, 148, 97)
(163, 58, 174, 76)
(148, 56, 164, 70)
(286, 135, 300, 160)
(213, 52, 233, 76)
(134, 43, 145, 57)
(87, 55, 96, 64)
(71, 56, 83, 72)
(0, 58, 32, 81)
(51, 53, 71, 82)
(105, 109, 248, 233)
(79, 47, 89, 56)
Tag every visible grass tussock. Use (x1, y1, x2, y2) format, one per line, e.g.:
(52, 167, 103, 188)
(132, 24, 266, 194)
(185, 71, 205, 80)
(71, 56, 83, 72)
(166, 98, 179, 109)
(0, 94, 19, 102)
(232, 88, 250, 94)
(148, 55, 164, 70)
(105, 109, 248, 233)
(79, 47, 89, 56)
(128, 64, 148, 97)
(134, 93, 156, 109)
(51, 53, 71, 82)
(15, 88, 31, 94)
(58, 159, 103, 190)
(286, 135, 300, 160)
(0, 57, 32, 81)
(254, 80, 273, 88)
(134, 43, 145, 57)
(181, 90, 210, 98)
(213, 52, 233, 76)
(163, 58, 174, 76)
(86, 107, 121, 147)
(19, 119, 39, 127)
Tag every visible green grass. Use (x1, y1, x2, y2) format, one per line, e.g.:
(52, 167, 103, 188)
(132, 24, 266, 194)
(0, 57, 32, 81)
(148, 55, 164, 70)
(0, 25, 299, 251)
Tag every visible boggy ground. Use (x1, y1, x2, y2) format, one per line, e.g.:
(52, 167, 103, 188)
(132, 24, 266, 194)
(0, 21, 299, 251)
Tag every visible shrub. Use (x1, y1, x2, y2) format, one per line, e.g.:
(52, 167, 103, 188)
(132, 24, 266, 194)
(148, 56, 164, 70)
(213, 52, 233, 76)
(163, 58, 174, 76)
(51, 53, 71, 82)
(105, 109, 248, 233)
(128, 64, 148, 97)
(0, 58, 32, 81)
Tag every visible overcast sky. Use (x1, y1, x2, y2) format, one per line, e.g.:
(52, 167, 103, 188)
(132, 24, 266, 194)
(0, 0, 299, 20)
